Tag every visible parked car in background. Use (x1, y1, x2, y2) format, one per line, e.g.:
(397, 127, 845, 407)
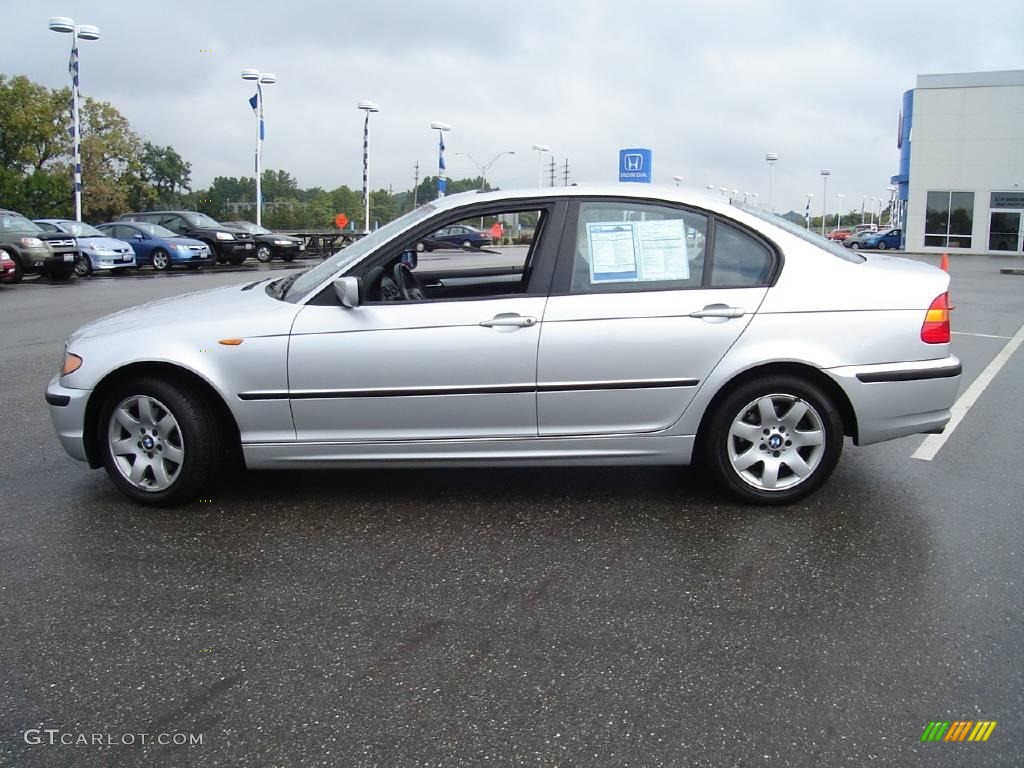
(47, 185, 959, 508)
(0, 208, 78, 282)
(116, 211, 253, 265)
(861, 227, 903, 251)
(843, 228, 879, 250)
(419, 223, 492, 251)
(96, 222, 215, 271)
(221, 221, 304, 263)
(34, 219, 136, 276)
(1, 248, 16, 283)
(826, 227, 853, 242)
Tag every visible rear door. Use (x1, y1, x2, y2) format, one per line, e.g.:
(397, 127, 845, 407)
(537, 198, 775, 436)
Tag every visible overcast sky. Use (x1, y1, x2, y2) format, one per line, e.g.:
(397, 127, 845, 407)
(2, 0, 1022, 213)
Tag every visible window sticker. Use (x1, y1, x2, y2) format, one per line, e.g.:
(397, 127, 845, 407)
(585, 219, 689, 283)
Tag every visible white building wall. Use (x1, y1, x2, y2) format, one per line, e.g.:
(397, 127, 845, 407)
(906, 73, 1024, 254)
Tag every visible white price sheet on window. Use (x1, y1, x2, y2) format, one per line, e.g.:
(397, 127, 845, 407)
(586, 219, 689, 283)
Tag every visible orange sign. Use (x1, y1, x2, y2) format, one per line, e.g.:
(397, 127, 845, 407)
(490, 222, 503, 239)
(334, 213, 349, 229)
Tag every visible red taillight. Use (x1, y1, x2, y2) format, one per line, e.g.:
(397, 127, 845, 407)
(921, 293, 950, 344)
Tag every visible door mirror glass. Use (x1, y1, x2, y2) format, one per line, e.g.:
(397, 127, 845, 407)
(333, 276, 362, 308)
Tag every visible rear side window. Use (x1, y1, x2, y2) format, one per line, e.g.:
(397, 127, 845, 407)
(711, 222, 773, 286)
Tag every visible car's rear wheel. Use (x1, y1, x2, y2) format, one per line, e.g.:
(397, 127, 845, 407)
(75, 255, 93, 277)
(152, 249, 170, 271)
(706, 375, 843, 505)
(255, 245, 273, 263)
(99, 377, 223, 506)
(877, 241, 887, 250)
(850, 242, 860, 250)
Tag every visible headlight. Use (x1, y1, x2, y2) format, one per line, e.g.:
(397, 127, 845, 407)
(175, 243, 192, 251)
(92, 248, 116, 256)
(20, 237, 44, 248)
(273, 239, 293, 246)
(61, 352, 83, 376)
(215, 231, 235, 240)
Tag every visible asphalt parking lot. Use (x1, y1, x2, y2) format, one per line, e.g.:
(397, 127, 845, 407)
(2, 254, 1022, 767)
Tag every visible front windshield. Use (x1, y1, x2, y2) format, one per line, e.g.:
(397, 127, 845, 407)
(731, 202, 865, 264)
(284, 203, 438, 303)
(0, 212, 43, 233)
(65, 222, 104, 237)
(134, 222, 178, 238)
(184, 212, 224, 229)
(234, 222, 269, 234)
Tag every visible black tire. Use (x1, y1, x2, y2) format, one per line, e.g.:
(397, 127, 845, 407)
(281, 253, 296, 262)
(75, 254, 93, 277)
(877, 241, 887, 250)
(50, 267, 74, 282)
(152, 248, 171, 271)
(255, 244, 273, 263)
(98, 376, 223, 506)
(705, 374, 843, 505)
(228, 253, 247, 265)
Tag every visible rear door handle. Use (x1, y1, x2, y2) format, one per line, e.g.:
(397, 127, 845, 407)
(689, 304, 745, 319)
(480, 313, 537, 328)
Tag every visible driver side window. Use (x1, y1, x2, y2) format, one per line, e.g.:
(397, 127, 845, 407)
(362, 207, 549, 304)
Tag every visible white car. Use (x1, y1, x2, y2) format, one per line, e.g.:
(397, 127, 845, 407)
(47, 185, 961, 506)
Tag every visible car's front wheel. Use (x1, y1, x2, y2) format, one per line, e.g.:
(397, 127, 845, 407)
(705, 375, 843, 505)
(99, 377, 223, 506)
(75, 255, 93, 276)
(152, 249, 170, 271)
(255, 244, 273, 263)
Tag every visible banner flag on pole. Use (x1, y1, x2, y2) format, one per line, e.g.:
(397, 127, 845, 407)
(437, 133, 447, 197)
(69, 39, 82, 193)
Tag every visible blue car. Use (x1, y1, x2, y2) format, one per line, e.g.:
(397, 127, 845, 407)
(34, 219, 136, 276)
(862, 227, 903, 251)
(96, 221, 215, 271)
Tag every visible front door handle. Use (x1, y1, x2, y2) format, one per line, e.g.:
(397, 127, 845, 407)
(480, 313, 537, 328)
(689, 304, 745, 319)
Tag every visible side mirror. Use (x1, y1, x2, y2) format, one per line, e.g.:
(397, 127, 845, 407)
(333, 276, 362, 308)
(133, 233, 144, 240)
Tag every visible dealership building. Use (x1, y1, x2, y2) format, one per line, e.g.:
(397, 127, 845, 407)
(892, 70, 1024, 254)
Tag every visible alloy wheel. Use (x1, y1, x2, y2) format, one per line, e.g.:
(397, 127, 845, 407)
(256, 245, 272, 263)
(107, 395, 185, 492)
(727, 394, 826, 491)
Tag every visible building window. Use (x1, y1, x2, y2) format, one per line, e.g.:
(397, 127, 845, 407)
(925, 191, 974, 249)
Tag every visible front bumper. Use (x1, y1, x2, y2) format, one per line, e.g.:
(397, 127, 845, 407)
(169, 248, 215, 264)
(85, 251, 136, 269)
(216, 240, 255, 256)
(826, 355, 962, 445)
(46, 375, 91, 462)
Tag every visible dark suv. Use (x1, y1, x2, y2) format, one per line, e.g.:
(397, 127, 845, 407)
(117, 211, 254, 265)
(0, 208, 79, 282)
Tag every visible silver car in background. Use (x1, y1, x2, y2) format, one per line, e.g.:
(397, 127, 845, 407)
(46, 185, 961, 506)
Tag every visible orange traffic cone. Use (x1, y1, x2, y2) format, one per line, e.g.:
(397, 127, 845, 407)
(939, 253, 949, 272)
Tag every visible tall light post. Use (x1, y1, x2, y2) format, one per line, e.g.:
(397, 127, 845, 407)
(706, 184, 715, 191)
(804, 193, 813, 229)
(835, 193, 845, 228)
(357, 101, 380, 232)
(819, 169, 831, 235)
(431, 122, 451, 199)
(765, 152, 779, 213)
(861, 195, 868, 225)
(672, 175, 684, 186)
(532, 144, 550, 188)
(48, 17, 100, 222)
(455, 150, 516, 190)
(241, 69, 276, 227)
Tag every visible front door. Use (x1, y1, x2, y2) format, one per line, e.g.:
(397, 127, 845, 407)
(287, 201, 565, 442)
(989, 211, 1023, 252)
(537, 199, 772, 436)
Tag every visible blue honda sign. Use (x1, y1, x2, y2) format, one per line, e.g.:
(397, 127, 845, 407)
(618, 148, 652, 183)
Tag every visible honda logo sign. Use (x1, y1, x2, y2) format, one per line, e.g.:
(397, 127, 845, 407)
(618, 148, 652, 183)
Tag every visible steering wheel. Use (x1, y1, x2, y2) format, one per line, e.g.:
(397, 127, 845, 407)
(393, 262, 426, 301)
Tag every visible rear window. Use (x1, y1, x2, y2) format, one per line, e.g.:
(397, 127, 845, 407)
(732, 203, 865, 263)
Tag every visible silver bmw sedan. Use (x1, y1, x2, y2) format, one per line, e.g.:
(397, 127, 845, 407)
(46, 185, 961, 506)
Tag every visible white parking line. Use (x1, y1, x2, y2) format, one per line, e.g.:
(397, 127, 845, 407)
(912, 321, 1024, 461)
(952, 331, 1013, 340)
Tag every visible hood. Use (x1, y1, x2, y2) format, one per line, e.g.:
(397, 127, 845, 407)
(78, 237, 133, 251)
(69, 279, 298, 342)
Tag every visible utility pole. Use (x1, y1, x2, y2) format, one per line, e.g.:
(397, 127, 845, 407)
(412, 161, 420, 208)
(562, 159, 570, 186)
(548, 156, 557, 187)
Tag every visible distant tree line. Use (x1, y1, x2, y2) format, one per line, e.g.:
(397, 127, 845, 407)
(0, 74, 491, 230)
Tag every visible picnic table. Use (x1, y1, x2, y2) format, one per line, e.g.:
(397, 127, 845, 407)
(278, 230, 366, 259)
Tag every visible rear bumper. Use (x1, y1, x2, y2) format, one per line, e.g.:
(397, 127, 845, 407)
(826, 355, 961, 445)
(46, 375, 90, 462)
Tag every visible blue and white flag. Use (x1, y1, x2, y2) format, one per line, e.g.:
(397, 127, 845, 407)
(805, 196, 811, 229)
(437, 133, 447, 198)
(249, 92, 264, 140)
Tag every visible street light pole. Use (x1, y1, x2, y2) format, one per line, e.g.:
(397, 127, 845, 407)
(48, 17, 100, 222)
(835, 193, 845, 228)
(358, 101, 380, 232)
(241, 69, 276, 227)
(765, 153, 779, 213)
(532, 144, 550, 188)
(672, 175, 684, 187)
(456, 150, 516, 190)
(430, 122, 451, 199)
(804, 193, 814, 230)
(819, 169, 831, 235)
